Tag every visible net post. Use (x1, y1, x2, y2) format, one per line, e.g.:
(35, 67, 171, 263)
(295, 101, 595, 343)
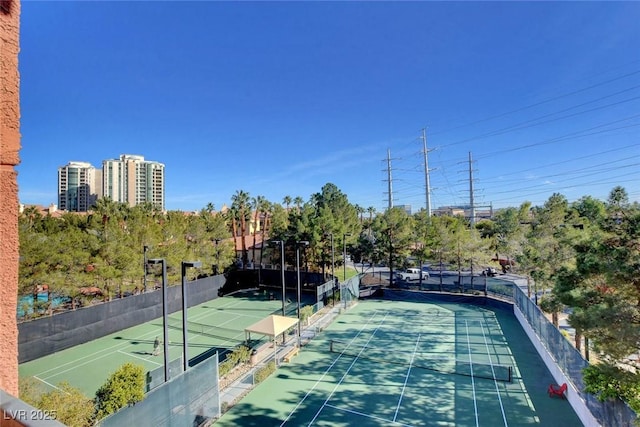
(508, 366, 512, 383)
(330, 340, 334, 353)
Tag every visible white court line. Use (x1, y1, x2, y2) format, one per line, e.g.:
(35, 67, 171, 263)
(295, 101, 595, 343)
(41, 310, 211, 380)
(306, 314, 390, 426)
(184, 297, 289, 350)
(118, 349, 162, 366)
(184, 315, 248, 357)
(182, 296, 278, 351)
(33, 376, 66, 394)
(279, 312, 387, 427)
(393, 333, 421, 422)
(325, 403, 414, 427)
(46, 338, 161, 379)
(207, 302, 278, 320)
(480, 320, 509, 427)
(34, 298, 242, 377)
(35, 334, 154, 377)
(465, 320, 480, 427)
(37, 297, 251, 380)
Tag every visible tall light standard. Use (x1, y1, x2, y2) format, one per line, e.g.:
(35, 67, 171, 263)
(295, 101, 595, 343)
(296, 240, 309, 345)
(325, 233, 335, 306)
(143, 245, 149, 293)
(271, 240, 286, 316)
(181, 260, 201, 372)
(148, 258, 169, 382)
(342, 233, 352, 283)
(213, 239, 221, 275)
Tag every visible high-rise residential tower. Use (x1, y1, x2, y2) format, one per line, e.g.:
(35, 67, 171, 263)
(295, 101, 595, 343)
(102, 154, 165, 210)
(58, 161, 102, 212)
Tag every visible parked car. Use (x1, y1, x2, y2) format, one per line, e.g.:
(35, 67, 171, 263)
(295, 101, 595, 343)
(481, 267, 498, 277)
(395, 268, 429, 281)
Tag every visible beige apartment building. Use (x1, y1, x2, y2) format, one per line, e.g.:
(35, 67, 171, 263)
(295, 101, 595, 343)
(102, 154, 165, 210)
(57, 161, 102, 212)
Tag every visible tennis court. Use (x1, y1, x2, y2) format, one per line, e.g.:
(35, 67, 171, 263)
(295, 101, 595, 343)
(18, 289, 293, 397)
(217, 297, 582, 426)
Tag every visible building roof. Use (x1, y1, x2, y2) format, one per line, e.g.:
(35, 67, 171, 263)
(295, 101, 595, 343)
(20, 204, 65, 218)
(234, 234, 265, 251)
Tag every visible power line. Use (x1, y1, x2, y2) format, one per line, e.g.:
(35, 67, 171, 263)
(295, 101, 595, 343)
(429, 69, 640, 137)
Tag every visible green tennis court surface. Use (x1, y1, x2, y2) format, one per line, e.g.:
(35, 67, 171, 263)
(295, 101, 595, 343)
(19, 290, 287, 397)
(217, 299, 582, 426)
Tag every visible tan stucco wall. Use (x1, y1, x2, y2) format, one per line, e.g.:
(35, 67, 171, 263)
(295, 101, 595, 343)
(0, 0, 21, 397)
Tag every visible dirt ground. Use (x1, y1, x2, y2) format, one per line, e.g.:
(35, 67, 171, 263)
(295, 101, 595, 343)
(360, 273, 389, 286)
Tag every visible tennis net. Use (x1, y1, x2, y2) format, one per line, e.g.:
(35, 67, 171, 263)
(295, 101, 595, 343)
(167, 317, 243, 342)
(329, 339, 512, 382)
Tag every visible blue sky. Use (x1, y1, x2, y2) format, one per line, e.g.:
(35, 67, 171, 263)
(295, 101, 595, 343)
(18, 1, 640, 213)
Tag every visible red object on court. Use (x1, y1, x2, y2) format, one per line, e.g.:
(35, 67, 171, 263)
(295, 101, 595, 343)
(548, 383, 567, 398)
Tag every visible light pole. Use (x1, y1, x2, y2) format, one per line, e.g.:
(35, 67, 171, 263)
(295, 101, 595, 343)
(342, 233, 352, 283)
(296, 240, 309, 345)
(143, 245, 149, 293)
(326, 233, 335, 306)
(148, 258, 169, 382)
(213, 239, 221, 275)
(342, 233, 352, 307)
(271, 240, 286, 316)
(181, 260, 201, 372)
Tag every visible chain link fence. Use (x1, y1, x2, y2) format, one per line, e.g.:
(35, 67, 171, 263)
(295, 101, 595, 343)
(514, 284, 637, 427)
(99, 351, 220, 427)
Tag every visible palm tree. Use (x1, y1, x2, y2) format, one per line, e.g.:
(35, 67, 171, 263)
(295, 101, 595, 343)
(21, 205, 42, 231)
(231, 190, 251, 269)
(367, 206, 376, 223)
(251, 195, 267, 268)
(355, 204, 364, 223)
(283, 196, 292, 211)
(258, 200, 273, 269)
(293, 196, 304, 213)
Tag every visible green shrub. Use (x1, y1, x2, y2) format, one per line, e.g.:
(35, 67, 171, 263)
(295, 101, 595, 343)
(255, 361, 276, 384)
(300, 306, 314, 325)
(39, 382, 94, 427)
(19, 377, 44, 407)
(219, 345, 252, 377)
(583, 363, 640, 413)
(19, 379, 93, 427)
(94, 363, 146, 420)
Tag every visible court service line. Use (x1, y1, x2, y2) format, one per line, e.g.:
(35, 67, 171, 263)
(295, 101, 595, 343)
(36, 295, 281, 383)
(465, 320, 480, 427)
(34, 334, 155, 377)
(38, 309, 213, 379)
(34, 296, 250, 378)
(393, 333, 421, 422)
(42, 342, 155, 380)
(33, 300, 226, 377)
(306, 314, 391, 426)
(38, 312, 210, 378)
(33, 375, 65, 393)
(325, 403, 414, 427)
(279, 312, 388, 427)
(117, 349, 162, 366)
(480, 321, 508, 427)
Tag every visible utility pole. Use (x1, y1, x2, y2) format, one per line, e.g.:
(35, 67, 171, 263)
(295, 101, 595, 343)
(387, 149, 393, 209)
(422, 128, 433, 218)
(469, 152, 476, 226)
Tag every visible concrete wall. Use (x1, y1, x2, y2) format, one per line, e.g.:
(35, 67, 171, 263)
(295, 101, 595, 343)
(0, 0, 21, 397)
(514, 305, 600, 427)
